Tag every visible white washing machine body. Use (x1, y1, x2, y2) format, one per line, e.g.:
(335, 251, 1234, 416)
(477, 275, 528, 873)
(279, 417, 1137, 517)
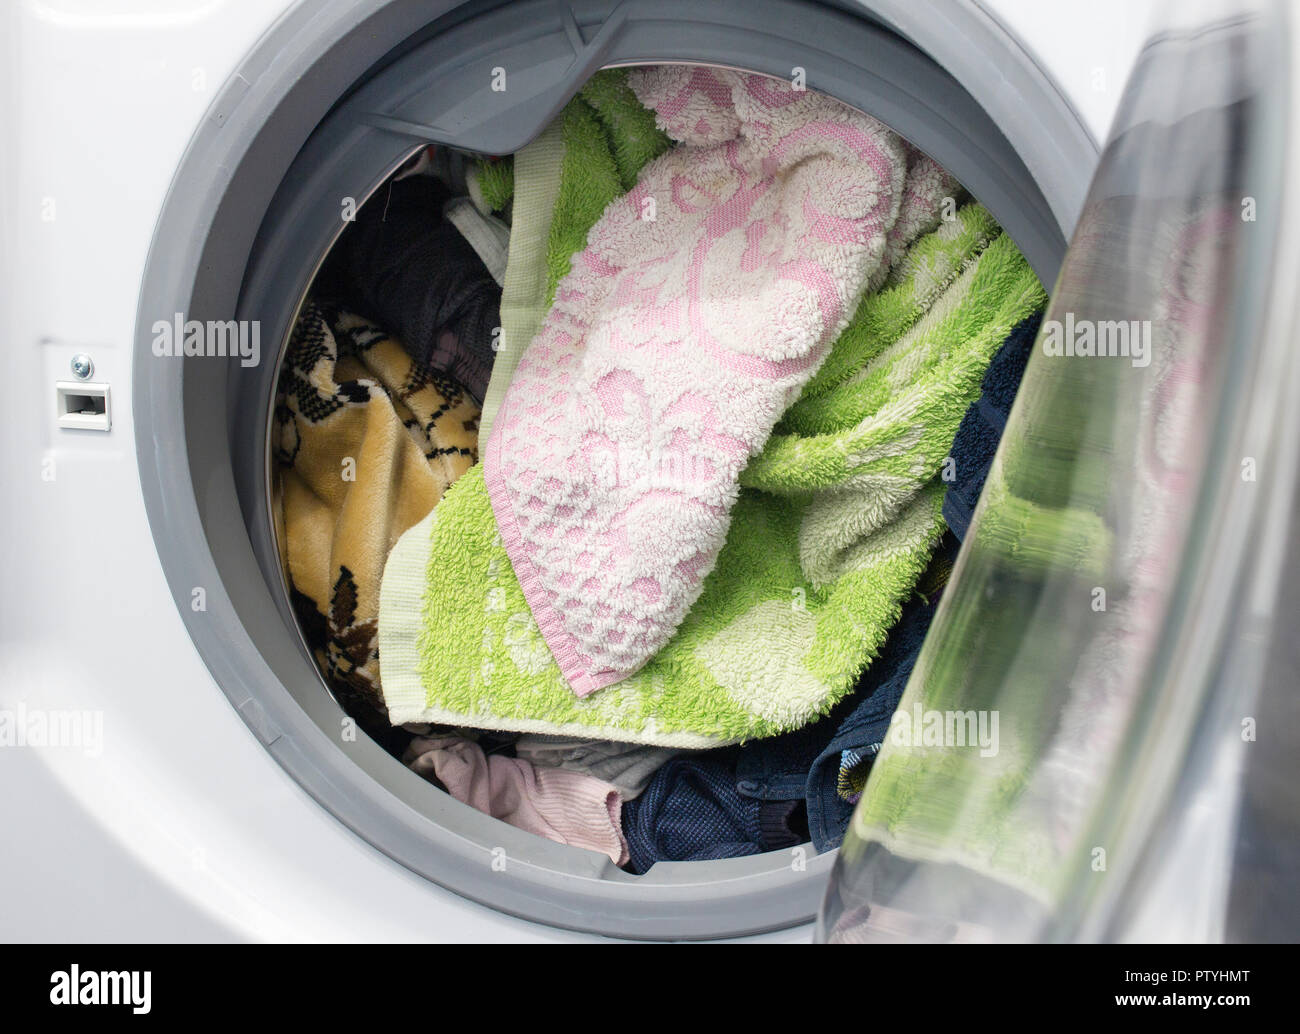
(5, 0, 1281, 944)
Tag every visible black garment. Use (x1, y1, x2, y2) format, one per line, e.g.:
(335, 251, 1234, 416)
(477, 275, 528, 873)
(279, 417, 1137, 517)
(319, 175, 500, 402)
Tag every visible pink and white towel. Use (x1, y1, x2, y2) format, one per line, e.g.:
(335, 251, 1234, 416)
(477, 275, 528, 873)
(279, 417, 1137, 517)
(876, 144, 962, 289)
(486, 67, 915, 696)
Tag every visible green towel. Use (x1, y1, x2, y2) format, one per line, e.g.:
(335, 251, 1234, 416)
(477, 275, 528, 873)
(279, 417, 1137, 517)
(472, 158, 514, 216)
(743, 227, 1047, 588)
(785, 203, 1002, 421)
(378, 207, 1047, 746)
(475, 70, 671, 442)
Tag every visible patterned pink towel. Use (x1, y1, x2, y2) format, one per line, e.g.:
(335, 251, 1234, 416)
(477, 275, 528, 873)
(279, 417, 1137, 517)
(486, 67, 914, 696)
(876, 144, 961, 290)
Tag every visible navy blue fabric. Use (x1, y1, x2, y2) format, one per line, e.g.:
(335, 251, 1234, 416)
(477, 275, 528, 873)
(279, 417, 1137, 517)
(621, 750, 804, 874)
(941, 311, 1041, 541)
(735, 702, 851, 804)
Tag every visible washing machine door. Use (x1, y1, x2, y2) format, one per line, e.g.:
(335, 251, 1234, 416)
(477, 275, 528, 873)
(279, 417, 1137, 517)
(819, 0, 1300, 943)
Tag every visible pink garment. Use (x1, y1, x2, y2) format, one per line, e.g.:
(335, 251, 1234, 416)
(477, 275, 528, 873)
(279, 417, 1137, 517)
(403, 735, 629, 865)
(486, 67, 912, 695)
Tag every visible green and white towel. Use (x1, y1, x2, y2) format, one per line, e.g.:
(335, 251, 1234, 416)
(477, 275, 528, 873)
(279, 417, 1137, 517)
(378, 207, 1046, 747)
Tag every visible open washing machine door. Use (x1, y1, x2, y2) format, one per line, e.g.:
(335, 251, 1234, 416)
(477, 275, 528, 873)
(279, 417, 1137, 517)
(820, 0, 1300, 943)
(127, 0, 1299, 941)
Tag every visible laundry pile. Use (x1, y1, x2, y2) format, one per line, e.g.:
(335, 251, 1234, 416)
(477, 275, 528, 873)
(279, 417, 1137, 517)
(273, 67, 1046, 868)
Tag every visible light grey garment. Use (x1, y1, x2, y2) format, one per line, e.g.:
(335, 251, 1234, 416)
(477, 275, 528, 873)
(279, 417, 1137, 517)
(514, 735, 680, 801)
(444, 196, 511, 287)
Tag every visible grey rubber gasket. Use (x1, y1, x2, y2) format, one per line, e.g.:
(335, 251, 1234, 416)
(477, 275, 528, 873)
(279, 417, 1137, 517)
(133, 0, 1093, 939)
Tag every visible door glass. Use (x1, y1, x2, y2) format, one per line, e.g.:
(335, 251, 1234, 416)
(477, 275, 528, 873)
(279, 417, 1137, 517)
(820, 0, 1293, 942)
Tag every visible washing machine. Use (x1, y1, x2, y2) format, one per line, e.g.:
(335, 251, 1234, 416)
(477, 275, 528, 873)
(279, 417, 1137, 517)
(2, 0, 1297, 943)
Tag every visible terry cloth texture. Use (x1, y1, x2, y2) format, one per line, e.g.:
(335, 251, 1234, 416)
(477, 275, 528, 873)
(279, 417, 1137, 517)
(321, 175, 501, 402)
(404, 734, 629, 865)
(873, 144, 962, 292)
(476, 68, 673, 446)
(941, 311, 1042, 540)
(513, 736, 679, 801)
(621, 751, 806, 874)
(772, 203, 1001, 434)
(274, 302, 479, 733)
(471, 155, 516, 218)
(378, 206, 1045, 746)
(487, 66, 915, 696)
(474, 84, 955, 453)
